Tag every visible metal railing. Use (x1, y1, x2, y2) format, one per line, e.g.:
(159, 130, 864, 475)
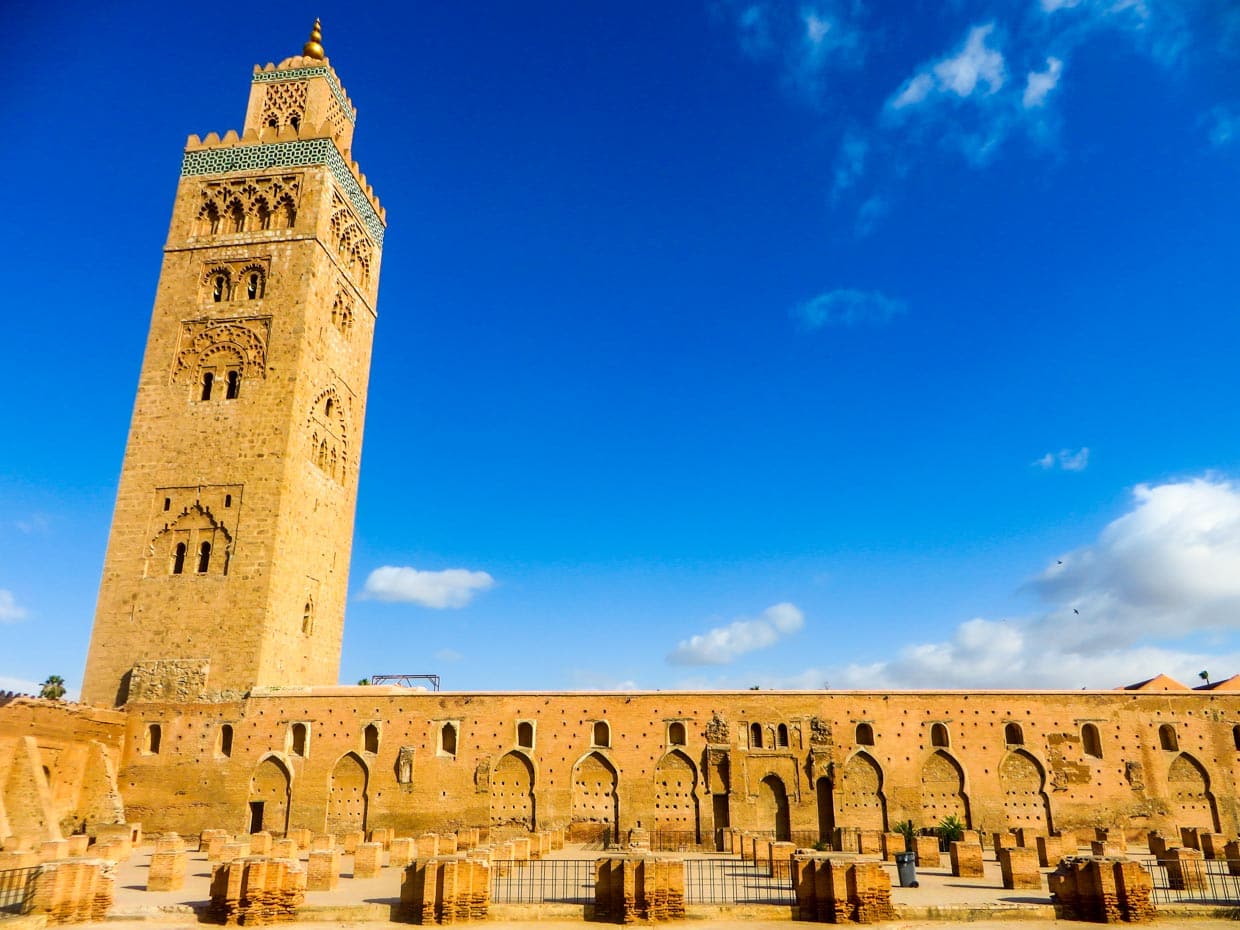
(490, 859, 595, 904)
(684, 858, 795, 905)
(1141, 858, 1240, 904)
(0, 867, 39, 919)
(648, 830, 701, 851)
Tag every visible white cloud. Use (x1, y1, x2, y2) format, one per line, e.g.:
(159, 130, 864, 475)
(1205, 106, 1240, 147)
(889, 24, 1006, 112)
(1023, 57, 1063, 108)
(434, 648, 463, 662)
(821, 477, 1240, 688)
(793, 289, 906, 330)
(0, 675, 41, 695)
(718, 1, 864, 99)
(361, 566, 495, 609)
(669, 602, 804, 665)
(832, 131, 868, 194)
(1035, 447, 1089, 471)
(0, 590, 26, 623)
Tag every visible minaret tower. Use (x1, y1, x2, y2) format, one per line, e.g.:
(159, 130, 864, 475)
(82, 23, 385, 705)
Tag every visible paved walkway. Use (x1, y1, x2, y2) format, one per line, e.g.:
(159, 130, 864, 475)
(95, 842, 1234, 927)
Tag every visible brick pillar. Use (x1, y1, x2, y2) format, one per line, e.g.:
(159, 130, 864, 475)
(915, 835, 941, 868)
(857, 830, 883, 856)
(993, 831, 1018, 854)
(306, 849, 341, 891)
(882, 832, 905, 861)
(851, 860, 896, 923)
(1165, 847, 1206, 892)
(367, 827, 394, 850)
(66, 835, 90, 857)
(221, 841, 251, 862)
(416, 833, 440, 859)
(1035, 834, 1064, 868)
(310, 833, 335, 852)
(1200, 833, 1226, 859)
(1014, 827, 1035, 848)
(38, 840, 69, 862)
(1055, 828, 1076, 852)
(201, 830, 230, 860)
(999, 847, 1042, 890)
(390, 837, 417, 869)
(439, 833, 459, 856)
(249, 831, 273, 856)
(770, 841, 795, 881)
(1179, 827, 1201, 850)
(510, 836, 531, 861)
(148, 848, 189, 891)
(950, 842, 984, 878)
(271, 838, 297, 859)
(25, 859, 115, 924)
(1224, 840, 1240, 876)
(288, 827, 312, 849)
(1114, 858, 1157, 922)
(353, 842, 383, 879)
(341, 830, 365, 855)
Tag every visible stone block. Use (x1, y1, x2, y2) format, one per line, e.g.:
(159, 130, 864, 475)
(1092, 840, 1124, 858)
(38, 839, 69, 862)
(249, 831, 273, 856)
(353, 842, 383, 879)
(201, 829, 230, 859)
(25, 858, 115, 924)
(341, 830, 365, 855)
(154, 833, 185, 854)
(148, 849, 188, 891)
(832, 827, 859, 854)
(1147, 832, 1172, 859)
(1179, 827, 1201, 850)
(1199, 833, 1226, 860)
(222, 841, 251, 862)
(950, 841, 984, 878)
(309, 834, 335, 852)
(389, 837, 416, 869)
(271, 838, 297, 859)
(999, 846, 1042, 890)
(1014, 827, 1036, 848)
(1225, 840, 1240, 876)
(1164, 847, 1205, 892)
(416, 833, 440, 858)
(510, 836, 530, 861)
(769, 841, 795, 880)
(207, 856, 305, 924)
(993, 831, 1018, 853)
(66, 834, 90, 856)
(367, 827, 394, 850)
(306, 849, 340, 891)
(1056, 829, 1076, 852)
(858, 829, 883, 856)
(1036, 834, 1064, 868)
(915, 835, 941, 868)
(288, 828, 312, 849)
(439, 833, 458, 855)
(882, 832, 905, 861)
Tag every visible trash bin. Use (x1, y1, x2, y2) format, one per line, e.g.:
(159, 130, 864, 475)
(895, 850, 918, 887)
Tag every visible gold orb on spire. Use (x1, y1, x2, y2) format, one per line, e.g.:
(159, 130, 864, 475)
(302, 18, 325, 60)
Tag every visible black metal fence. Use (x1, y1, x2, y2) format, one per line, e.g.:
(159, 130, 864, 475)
(490, 859, 596, 904)
(0, 867, 39, 918)
(684, 858, 795, 905)
(648, 831, 701, 851)
(1141, 858, 1240, 905)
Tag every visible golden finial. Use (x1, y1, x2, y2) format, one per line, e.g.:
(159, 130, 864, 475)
(302, 19, 325, 60)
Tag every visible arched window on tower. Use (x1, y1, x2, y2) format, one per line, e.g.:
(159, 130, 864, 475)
(668, 722, 686, 746)
(1082, 723, 1102, 758)
(171, 542, 187, 575)
(227, 200, 245, 233)
(225, 370, 241, 400)
(517, 721, 534, 749)
(1159, 724, 1178, 751)
(302, 600, 314, 635)
(856, 723, 875, 746)
(777, 723, 789, 748)
(212, 273, 228, 302)
(1005, 722, 1024, 746)
(593, 720, 611, 748)
(364, 723, 380, 754)
(440, 722, 458, 756)
(201, 371, 214, 401)
(750, 722, 763, 749)
(146, 723, 162, 754)
(217, 724, 233, 758)
(196, 541, 211, 573)
(931, 723, 949, 748)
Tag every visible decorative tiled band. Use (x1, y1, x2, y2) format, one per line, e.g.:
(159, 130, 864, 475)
(181, 139, 384, 246)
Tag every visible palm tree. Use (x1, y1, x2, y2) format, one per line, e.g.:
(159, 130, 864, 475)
(39, 675, 66, 700)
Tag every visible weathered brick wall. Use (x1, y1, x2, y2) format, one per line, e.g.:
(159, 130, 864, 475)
(108, 688, 1240, 841)
(0, 699, 126, 841)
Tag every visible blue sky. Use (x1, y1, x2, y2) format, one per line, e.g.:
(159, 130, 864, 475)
(3, 1, 1240, 697)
